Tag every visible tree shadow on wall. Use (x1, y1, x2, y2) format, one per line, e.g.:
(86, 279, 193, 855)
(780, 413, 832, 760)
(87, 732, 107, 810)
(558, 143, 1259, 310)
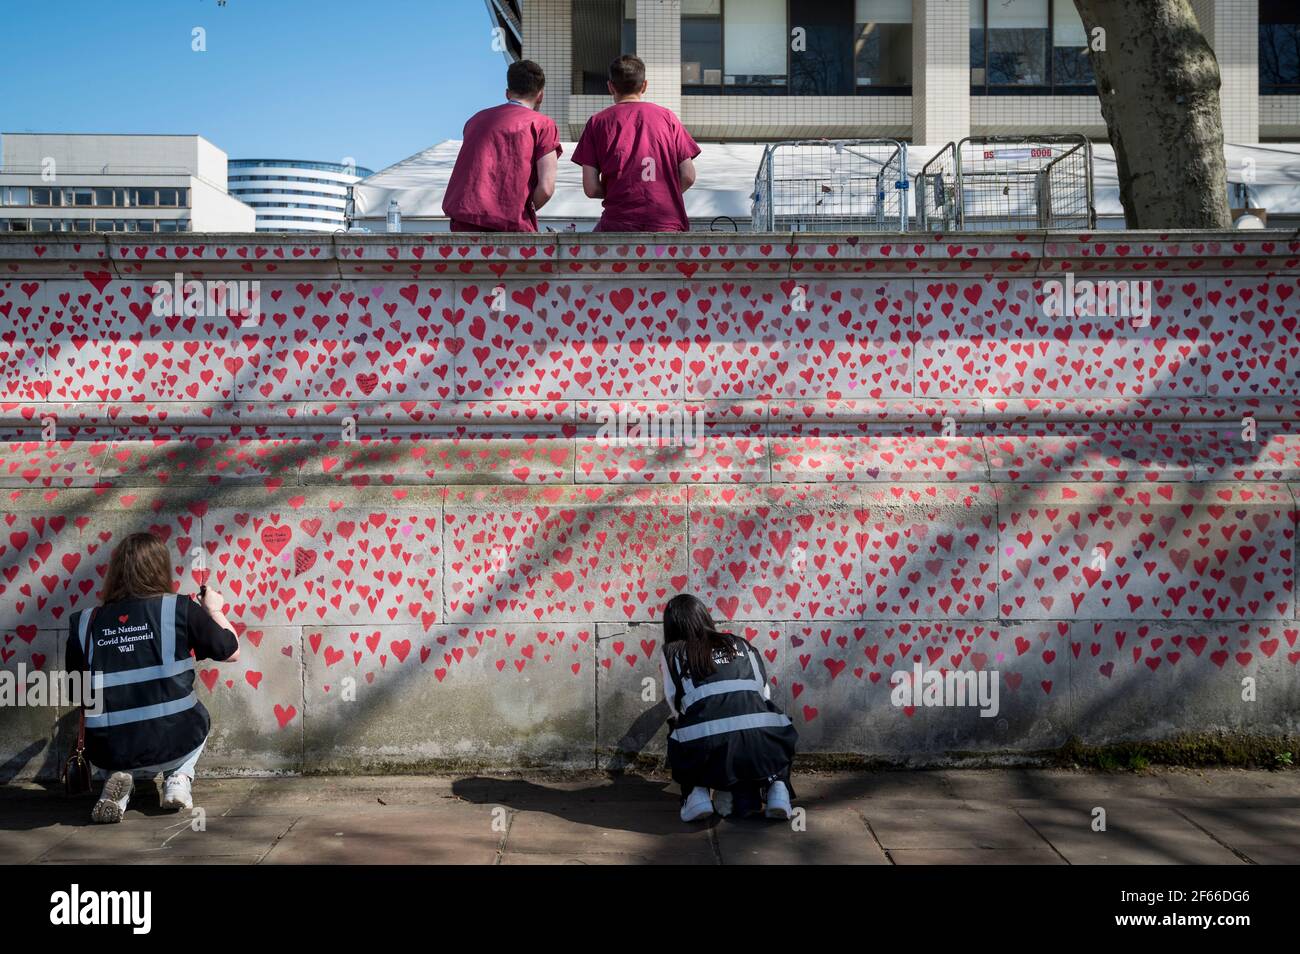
(5, 271, 1295, 843)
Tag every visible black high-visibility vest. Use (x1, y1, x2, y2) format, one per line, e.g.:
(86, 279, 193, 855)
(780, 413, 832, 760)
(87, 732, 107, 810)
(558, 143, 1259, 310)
(664, 636, 797, 791)
(72, 595, 210, 771)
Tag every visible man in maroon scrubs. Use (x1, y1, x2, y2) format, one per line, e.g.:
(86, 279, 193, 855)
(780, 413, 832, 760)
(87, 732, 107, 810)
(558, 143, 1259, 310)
(572, 55, 701, 232)
(442, 60, 562, 232)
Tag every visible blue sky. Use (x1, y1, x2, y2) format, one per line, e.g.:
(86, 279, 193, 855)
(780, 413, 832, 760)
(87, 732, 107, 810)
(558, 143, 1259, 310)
(0, 0, 509, 173)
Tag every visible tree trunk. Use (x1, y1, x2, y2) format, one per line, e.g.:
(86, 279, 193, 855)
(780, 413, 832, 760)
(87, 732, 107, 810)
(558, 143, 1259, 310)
(1074, 0, 1232, 229)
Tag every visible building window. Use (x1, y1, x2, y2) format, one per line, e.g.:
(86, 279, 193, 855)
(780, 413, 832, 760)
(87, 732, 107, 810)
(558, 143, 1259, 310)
(680, 0, 908, 96)
(681, 0, 722, 87)
(572, 0, 636, 94)
(1050, 0, 1093, 87)
(723, 0, 787, 90)
(686, 0, 728, 89)
(681, 0, 790, 94)
(972, 0, 1093, 93)
(790, 0, 856, 95)
(622, 0, 636, 53)
(1261, 0, 1300, 92)
(854, 0, 912, 89)
(987, 0, 1048, 86)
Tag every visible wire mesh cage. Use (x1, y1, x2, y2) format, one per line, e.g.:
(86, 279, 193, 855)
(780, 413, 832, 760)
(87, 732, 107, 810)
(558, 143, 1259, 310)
(916, 135, 1096, 232)
(751, 139, 909, 232)
(915, 142, 960, 232)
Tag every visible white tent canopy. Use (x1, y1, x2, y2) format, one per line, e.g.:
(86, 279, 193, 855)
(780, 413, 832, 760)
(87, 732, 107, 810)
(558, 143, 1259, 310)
(351, 138, 1300, 231)
(352, 140, 764, 230)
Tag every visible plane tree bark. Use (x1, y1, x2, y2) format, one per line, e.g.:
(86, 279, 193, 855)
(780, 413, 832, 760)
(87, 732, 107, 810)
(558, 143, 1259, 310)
(1074, 0, 1233, 228)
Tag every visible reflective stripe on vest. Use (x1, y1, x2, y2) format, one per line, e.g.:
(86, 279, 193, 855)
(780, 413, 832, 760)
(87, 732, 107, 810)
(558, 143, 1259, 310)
(77, 608, 93, 661)
(85, 692, 199, 728)
(669, 711, 793, 743)
(680, 678, 762, 709)
(96, 657, 195, 688)
(83, 595, 197, 729)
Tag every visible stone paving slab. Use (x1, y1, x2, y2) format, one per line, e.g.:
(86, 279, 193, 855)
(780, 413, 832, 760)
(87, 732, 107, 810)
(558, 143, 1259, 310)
(40, 813, 296, 864)
(502, 809, 716, 865)
(0, 825, 79, 865)
(1011, 802, 1246, 865)
(713, 806, 892, 865)
(1171, 804, 1300, 847)
(889, 848, 1067, 864)
(1229, 845, 1300, 864)
(261, 807, 501, 865)
(864, 803, 1048, 851)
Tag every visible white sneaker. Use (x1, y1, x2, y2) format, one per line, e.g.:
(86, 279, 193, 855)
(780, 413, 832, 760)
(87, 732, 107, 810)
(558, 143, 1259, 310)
(679, 786, 714, 823)
(91, 771, 133, 824)
(712, 790, 734, 817)
(161, 773, 193, 811)
(765, 780, 793, 820)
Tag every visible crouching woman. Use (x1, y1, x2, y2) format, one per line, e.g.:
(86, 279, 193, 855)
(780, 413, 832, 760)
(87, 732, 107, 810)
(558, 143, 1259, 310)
(660, 594, 798, 822)
(67, 532, 240, 823)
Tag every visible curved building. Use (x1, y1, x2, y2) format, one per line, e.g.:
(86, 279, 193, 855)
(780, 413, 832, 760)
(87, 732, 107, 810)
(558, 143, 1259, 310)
(227, 158, 373, 233)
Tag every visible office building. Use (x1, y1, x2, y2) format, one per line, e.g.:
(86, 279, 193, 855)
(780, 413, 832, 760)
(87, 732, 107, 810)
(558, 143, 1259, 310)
(0, 133, 256, 233)
(228, 159, 373, 233)
(489, 0, 1298, 145)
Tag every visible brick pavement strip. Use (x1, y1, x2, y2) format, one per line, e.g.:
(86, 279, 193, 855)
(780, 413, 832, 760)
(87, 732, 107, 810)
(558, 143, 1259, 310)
(0, 769, 1296, 865)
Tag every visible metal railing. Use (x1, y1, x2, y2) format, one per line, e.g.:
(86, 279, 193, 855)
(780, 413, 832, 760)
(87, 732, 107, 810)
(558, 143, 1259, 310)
(916, 135, 1096, 232)
(751, 139, 909, 232)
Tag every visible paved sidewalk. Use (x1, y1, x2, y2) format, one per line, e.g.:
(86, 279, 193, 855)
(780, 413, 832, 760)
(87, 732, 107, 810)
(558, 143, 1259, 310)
(2, 768, 1298, 865)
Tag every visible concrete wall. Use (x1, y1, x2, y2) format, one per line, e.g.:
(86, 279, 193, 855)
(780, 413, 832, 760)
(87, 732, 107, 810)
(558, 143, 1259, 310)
(0, 232, 1297, 777)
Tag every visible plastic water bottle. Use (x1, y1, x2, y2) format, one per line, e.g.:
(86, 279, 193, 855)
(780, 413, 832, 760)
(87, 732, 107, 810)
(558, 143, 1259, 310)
(386, 199, 401, 233)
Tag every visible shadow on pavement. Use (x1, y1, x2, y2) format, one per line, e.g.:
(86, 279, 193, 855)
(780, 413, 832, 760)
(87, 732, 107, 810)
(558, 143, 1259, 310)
(451, 772, 694, 836)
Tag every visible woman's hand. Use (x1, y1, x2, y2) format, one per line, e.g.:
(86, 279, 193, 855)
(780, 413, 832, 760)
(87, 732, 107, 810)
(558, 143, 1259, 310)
(201, 585, 226, 616)
(197, 584, 240, 659)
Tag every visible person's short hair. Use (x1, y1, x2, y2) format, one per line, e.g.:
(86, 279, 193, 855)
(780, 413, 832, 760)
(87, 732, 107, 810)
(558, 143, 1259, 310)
(507, 60, 546, 98)
(608, 54, 646, 96)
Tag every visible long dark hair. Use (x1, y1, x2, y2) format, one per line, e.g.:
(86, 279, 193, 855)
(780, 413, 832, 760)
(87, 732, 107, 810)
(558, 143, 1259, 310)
(663, 593, 737, 678)
(101, 532, 175, 605)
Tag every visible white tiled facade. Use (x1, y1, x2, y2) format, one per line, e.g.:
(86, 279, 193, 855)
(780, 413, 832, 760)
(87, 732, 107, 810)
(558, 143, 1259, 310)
(1191, 0, 1260, 143)
(913, 0, 969, 147)
(524, 0, 574, 137)
(1261, 96, 1300, 139)
(508, 0, 1297, 145)
(636, 0, 683, 117)
(684, 96, 912, 141)
(970, 95, 1104, 138)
